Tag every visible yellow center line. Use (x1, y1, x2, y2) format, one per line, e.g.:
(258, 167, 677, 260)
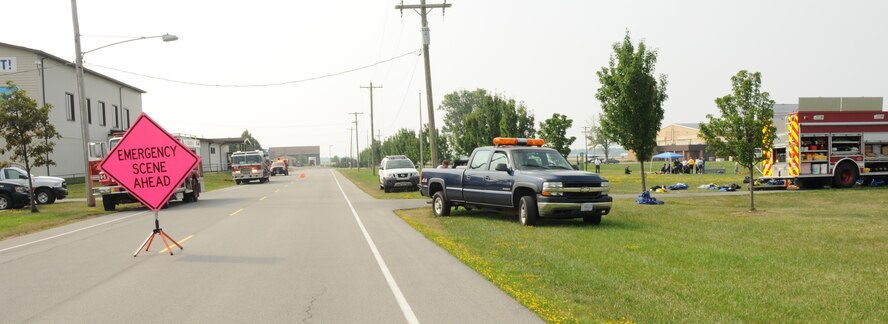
(229, 208, 244, 216)
(260, 196, 267, 201)
(158, 234, 194, 254)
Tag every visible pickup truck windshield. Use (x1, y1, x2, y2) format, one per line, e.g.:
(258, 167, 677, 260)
(385, 159, 415, 169)
(233, 155, 263, 165)
(512, 149, 574, 170)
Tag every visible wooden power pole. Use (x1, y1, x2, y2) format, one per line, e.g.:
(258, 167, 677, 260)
(349, 112, 363, 169)
(361, 82, 382, 172)
(396, 0, 452, 167)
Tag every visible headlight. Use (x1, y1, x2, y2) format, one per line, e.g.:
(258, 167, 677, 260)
(15, 186, 28, 193)
(600, 181, 609, 187)
(542, 182, 563, 196)
(252, 168, 259, 173)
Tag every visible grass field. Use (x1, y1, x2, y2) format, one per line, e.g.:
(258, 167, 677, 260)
(583, 160, 754, 195)
(396, 188, 888, 323)
(0, 171, 236, 240)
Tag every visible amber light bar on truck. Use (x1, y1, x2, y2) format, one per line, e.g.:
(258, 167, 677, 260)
(493, 137, 545, 147)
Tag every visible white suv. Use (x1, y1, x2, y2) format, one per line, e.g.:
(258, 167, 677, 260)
(378, 156, 419, 193)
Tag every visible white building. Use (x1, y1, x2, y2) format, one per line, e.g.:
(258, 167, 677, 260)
(0, 42, 144, 177)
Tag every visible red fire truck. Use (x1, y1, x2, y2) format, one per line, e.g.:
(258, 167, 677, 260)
(761, 97, 888, 189)
(89, 133, 204, 210)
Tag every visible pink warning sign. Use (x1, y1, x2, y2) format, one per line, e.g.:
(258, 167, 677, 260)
(99, 113, 200, 211)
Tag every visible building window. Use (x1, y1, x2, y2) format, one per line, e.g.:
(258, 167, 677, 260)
(211, 147, 216, 154)
(104, 105, 111, 126)
(65, 93, 75, 121)
(97, 101, 105, 126)
(114, 106, 120, 128)
(87, 99, 92, 124)
(124, 108, 130, 129)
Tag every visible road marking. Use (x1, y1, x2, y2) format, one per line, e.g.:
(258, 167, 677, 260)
(275, 189, 280, 193)
(158, 234, 194, 254)
(0, 210, 149, 254)
(259, 196, 267, 201)
(331, 170, 419, 324)
(229, 208, 244, 216)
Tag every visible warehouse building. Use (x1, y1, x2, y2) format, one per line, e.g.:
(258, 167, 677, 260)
(0, 42, 144, 177)
(269, 146, 321, 166)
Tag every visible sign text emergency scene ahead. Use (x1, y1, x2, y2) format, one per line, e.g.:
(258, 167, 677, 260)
(99, 113, 199, 211)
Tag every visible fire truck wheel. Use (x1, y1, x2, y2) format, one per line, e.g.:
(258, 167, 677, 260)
(102, 196, 116, 211)
(832, 162, 858, 188)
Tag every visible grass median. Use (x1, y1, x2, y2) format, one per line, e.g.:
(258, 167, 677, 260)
(0, 171, 235, 240)
(396, 188, 888, 323)
(337, 168, 423, 199)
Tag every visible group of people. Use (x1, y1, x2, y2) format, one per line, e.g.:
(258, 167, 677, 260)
(660, 158, 705, 174)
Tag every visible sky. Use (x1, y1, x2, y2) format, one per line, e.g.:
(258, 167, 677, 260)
(4, 0, 887, 157)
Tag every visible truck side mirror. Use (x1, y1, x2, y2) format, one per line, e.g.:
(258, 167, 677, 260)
(495, 163, 510, 172)
(19, 174, 28, 179)
(572, 164, 579, 170)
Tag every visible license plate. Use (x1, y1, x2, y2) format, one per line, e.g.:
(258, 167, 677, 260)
(581, 203, 594, 211)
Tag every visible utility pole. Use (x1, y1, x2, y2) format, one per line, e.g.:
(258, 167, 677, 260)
(360, 82, 382, 172)
(396, 0, 452, 168)
(349, 112, 363, 169)
(348, 127, 354, 168)
(418, 91, 423, 168)
(582, 126, 590, 171)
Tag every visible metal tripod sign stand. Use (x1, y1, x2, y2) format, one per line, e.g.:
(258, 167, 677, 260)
(134, 211, 183, 257)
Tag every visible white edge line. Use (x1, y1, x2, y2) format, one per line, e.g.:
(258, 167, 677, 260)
(331, 170, 420, 324)
(229, 208, 244, 216)
(0, 210, 149, 254)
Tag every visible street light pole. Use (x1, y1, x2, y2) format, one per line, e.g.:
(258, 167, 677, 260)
(70, 0, 177, 207)
(70, 0, 94, 207)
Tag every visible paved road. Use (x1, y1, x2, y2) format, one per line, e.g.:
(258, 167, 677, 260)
(0, 168, 541, 323)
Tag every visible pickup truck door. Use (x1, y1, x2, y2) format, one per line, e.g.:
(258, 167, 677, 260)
(484, 150, 514, 207)
(462, 149, 491, 203)
(2, 168, 28, 186)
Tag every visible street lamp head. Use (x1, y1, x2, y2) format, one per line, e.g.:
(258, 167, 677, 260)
(162, 34, 179, 42)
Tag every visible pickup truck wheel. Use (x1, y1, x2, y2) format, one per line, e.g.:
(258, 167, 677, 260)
(518, 195, 539, 226)
(102, 196, 116, 211)
(432, 192, 451, 217)
(235, 180, 242, 185)
(36, 188, 55, 204)
(383, 184, 391, 193)
(0, 193, 10, 210)
(583, 212, 602, 225)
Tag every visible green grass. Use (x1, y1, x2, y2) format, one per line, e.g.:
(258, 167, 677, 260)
(579, 161, 756, 195)
(337, 168, 423, 199)
(0, 171, 237, 240)
(0, 201, 142, 240)
(396, 188, 888, 323)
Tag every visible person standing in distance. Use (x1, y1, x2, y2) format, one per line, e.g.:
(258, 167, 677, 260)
(594, 158, 601, 173)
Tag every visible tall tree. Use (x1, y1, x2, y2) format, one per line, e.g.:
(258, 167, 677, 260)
(699, 70, 775, 212)
(595, 32, 668, 191)
(0, 81, 61, 213)
(538, 113, 576, 158)
(441, 89, 536, 155)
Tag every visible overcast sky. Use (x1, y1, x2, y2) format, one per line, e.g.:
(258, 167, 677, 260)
(5, 0, 887, 157)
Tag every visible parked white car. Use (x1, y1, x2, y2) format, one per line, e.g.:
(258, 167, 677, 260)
(378, 156, 420, 193)
(0, 167, 68, 204)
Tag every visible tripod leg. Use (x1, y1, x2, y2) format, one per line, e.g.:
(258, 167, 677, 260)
(145, 232, 157, 252)
(158, 230, 174, 255)
(133, 232, 154, 257)
(160, 230, 184, 251)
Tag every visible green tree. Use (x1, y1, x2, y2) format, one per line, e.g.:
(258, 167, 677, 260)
(595, 32, 668, 191)
(699, 70, 775, 212)
(441, 89, 535, 155)
(591, 114, 615, 161)
(538, 113, 576, 158)
(0, 81, 61, 213)
(231, 130, 262, 152)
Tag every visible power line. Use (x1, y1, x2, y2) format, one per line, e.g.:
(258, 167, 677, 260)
(85, 49, 422, 88)
(387, 53, 421, 130)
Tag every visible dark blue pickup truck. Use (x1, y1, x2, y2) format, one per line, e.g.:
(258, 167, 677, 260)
(420, 138, 612, 226)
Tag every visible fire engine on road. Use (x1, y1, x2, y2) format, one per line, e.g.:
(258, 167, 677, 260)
(761, 97, 888, 189)
(89, 133, 204, 211)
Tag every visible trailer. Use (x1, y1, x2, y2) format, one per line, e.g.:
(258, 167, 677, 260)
(762, 97, 888, 189)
